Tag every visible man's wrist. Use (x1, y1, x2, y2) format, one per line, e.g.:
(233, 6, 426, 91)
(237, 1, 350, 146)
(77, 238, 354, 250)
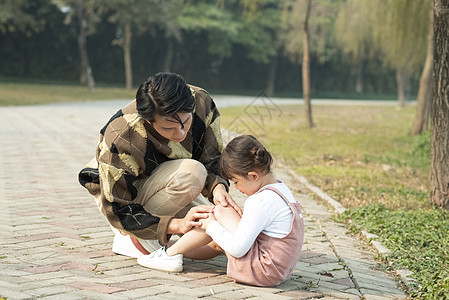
(213, 183, 226, 196)
(167, 218, 182, 234)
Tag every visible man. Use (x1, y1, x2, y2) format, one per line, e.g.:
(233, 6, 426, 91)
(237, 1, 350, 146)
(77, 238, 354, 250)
(79, 72, 241, 258)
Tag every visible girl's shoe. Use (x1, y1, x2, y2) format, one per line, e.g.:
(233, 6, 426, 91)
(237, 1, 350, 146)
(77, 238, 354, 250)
(137, 246, 183, 272)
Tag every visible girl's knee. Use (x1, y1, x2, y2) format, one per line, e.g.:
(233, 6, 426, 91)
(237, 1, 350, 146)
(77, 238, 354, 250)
(213, 205, 231, 218)
(213, 205, 241, 233)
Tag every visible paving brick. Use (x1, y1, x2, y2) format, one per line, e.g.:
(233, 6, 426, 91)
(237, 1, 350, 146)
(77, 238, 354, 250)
(211, 289, 262, 299)
(25, 285, 77, 298)
(95, 272, 157, 284)
(278, 290, 323, 299)
(186, 282, 244, 297)
(39, 294, 85, 300)
(320, 289, 361, 299)
(113, 286, 169, 299)
(314, 279, 354, 292)
(181, 268, 227, 280)
(360, 289, 405, 300)
(70, 289, 127, 299)
(331, 278, 355, 288)
(68, 281, 126, 294)
(0, 289, 35, 300)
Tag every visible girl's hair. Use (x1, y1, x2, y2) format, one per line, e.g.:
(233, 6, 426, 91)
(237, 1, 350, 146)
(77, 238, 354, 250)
(219, 135, 273, 179)
(136, 72, 195, 125)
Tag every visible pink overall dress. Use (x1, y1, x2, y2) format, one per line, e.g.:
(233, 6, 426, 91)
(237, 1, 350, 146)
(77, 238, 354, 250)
(226, 186, 305, 287)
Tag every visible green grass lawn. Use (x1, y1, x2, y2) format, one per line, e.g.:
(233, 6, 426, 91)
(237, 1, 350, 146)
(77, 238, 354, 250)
(1, 81, 447, 297)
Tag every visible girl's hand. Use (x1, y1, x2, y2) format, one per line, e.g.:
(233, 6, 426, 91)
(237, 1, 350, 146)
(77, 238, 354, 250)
(212, 184, 243, 216)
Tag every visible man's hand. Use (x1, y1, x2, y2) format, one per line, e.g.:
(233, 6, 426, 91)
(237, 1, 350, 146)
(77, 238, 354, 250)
(200, 212, 216, 231)
(167, 205, 214, 234)
(213, 184, 243, 216)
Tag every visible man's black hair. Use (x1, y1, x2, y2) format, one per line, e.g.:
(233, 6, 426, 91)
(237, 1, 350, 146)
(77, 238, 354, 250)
(136, 72, 195, 124)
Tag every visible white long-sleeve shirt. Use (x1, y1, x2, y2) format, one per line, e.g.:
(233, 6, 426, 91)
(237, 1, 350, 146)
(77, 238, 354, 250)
(205, 180, 297, 258)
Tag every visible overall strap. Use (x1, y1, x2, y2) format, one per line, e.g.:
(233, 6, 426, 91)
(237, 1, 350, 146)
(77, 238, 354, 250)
(257, 186, 302, 219)
(257, 186, 290, 205)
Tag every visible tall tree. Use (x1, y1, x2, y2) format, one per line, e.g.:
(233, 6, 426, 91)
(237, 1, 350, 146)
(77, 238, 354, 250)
(410, 3, 433, 135)
(234, 0, 284, 96)
(301, 0, 314, 128)
(154, 0, 182, 72)
(337, 0, 429, 106)
(104, 0, 165, 89)
(373, 0, 429, 107)
(335, 0, 377, 93)
(282, 0, 339, 128)
(104, 0, 195, 88)
(430, 0, 449, 209)
(54, 0, 99, 90)
(73, 0, 95, 90)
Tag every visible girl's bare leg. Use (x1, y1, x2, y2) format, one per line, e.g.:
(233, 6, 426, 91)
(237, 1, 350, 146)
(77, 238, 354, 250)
(183, 241, 223, 260)
(165, 204, 242, 260)
(166, 227, 212, 257)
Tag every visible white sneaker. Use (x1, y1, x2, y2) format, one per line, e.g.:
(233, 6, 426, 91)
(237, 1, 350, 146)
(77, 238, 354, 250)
(137, 247, 183, 272)
(111, 231, 162, 258)
(112, 231, 144, 258)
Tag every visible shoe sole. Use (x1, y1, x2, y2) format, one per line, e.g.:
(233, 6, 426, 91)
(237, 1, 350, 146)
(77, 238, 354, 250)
(112, 246, 143, 258)
(137, 259, 183, 273)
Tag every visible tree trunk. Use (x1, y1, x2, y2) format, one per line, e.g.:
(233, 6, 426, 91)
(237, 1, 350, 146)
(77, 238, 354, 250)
(355, 56, 363, 93)
(163, 38, 174, 72)
(265, 50, 278, 97)
(123, 21, 133, 89)
(76, 0, 95, 91)
(395, 68, 409, 107)
(430, 0, 449, 209)
(302, 0, 314, 128)
(410, 6, 433, 135)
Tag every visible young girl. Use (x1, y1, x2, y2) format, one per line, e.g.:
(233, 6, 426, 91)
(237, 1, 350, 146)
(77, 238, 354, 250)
(138, 135, 305, 287)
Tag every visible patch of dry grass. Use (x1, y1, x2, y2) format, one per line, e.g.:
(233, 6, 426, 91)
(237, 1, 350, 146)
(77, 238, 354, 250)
(0, 82, 134, 106)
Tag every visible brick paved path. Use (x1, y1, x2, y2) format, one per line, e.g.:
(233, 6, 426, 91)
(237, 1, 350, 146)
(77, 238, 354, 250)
(0, 101, 407, 299)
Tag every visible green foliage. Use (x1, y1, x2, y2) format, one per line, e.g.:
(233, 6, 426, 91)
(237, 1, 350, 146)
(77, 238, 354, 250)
(234, 0, 283, 64)
(282, 0, 341, 63)
(375, 0, 429, 73)
(338, 205, 449, 298)
(178, 2, 240, 58)
(363, 129, 430, 171)
(335, 0, 376, 59)
(0, 0, 47, 34)
(410, 129, 430, 168)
